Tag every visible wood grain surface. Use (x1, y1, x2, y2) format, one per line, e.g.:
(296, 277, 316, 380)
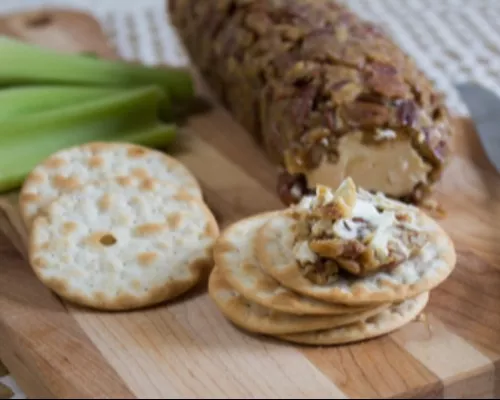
(0, 7, 499, 400)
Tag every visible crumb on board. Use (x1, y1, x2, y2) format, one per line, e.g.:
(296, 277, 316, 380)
(414, 312, 434, 339)
(414, 312, 427, 323)
(421, 198, 447, 220)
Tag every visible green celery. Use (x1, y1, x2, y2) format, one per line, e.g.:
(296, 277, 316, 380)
(0, 37, 194, 103)
(120, 124, 178, 149)
(0, 85, 125, 120)
(0, 85, 177, 192)
(0, 123, 177, 192)
(0, 85, 164, 144)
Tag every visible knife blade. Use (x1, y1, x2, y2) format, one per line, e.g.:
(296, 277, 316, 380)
(456, 82, 500, 172)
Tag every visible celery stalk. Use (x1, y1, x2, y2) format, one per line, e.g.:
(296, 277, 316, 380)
(0, 86, 177, 192)
(121, 124, 178, 149)
(0, 86, 125, 120)
(0, 123, 177, 192)
(0, 85, 164, 144)
(0, 37, 194, 103)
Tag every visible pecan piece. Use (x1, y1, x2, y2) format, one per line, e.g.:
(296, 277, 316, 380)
(310, 203, 344, 220)
(397, 99, 418, 127)
(341, 101, 390, 127)
(277, 170, 311, 206)
(301, 258, 340, 285)
(310, 238, 366, 259)
(337, 258, 362, 275)
(365, 61, 408, 98)
(310, 238, 345, 258)
(291, 85, 317, 128)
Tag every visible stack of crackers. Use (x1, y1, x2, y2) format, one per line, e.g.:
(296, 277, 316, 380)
(211, 178, 456, 345)
(19, 142, 219, 311)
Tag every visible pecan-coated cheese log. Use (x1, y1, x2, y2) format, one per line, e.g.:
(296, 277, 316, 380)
(168, 0, 452, 204)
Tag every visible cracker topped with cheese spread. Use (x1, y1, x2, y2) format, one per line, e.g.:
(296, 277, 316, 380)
(255, 178, 456, 304)
(291, 178, 430, 284)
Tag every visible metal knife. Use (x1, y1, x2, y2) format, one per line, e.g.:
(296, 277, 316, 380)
(455, 82, 500, 172)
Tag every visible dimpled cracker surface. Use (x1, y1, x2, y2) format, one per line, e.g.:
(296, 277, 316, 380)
(208, 267, 390, 335)
(277, 292, 429, 345)
(20, 142, 202, 227)
(214, 212, 380, 315)
(256, 213, 455, 305)
(29, 180, 218, 311)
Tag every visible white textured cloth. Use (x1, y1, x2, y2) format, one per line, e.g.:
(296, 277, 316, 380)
(0, 0, 499, 398)
(0, 0, 500, 115)
(0, 374, 24, 400)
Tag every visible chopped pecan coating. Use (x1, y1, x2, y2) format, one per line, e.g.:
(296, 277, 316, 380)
(310, 238, 366, 259)
(301, 258, 340, 285)
(169, 0, 453, 204)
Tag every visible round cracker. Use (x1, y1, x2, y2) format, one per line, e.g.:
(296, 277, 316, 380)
(29, 178, 218, 311)
(208, 267, 389, 335)
(214, 212, 383, 315)
(277, 292, 429, 345)
(256, 212, 455, 305)
(20, 142, 202, 228)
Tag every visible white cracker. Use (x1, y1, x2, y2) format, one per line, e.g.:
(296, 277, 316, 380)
(20, 142, 202, 228)
(214, 212, 382, 315)
(278, 292, 429, 345)
(29, 178, 218, 311)
(256, 212, 455, 304)
(208, 267, 389, 335)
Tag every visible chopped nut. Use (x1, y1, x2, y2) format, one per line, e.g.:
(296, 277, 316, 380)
(342, 240, 367, 258)
(395, 212, 411, 222)
(415, 312, 427, 322)
(365, 61, 408, 98)
(309, 238, 346, 258)
(421, 197, 447, 220)
(301, 258, 340, 285)
(277, 170, 310, 206)
(311, 204, 343, 220)
(337, 258, 362, 275)
(333, 178, 357, 216)
(310, 238, 366, 260)
(341, 101, 390, 127)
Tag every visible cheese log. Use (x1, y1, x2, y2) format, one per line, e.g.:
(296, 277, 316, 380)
(168, 0, 453, 204)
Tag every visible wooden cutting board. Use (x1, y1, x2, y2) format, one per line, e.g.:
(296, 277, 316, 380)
(0, 8, 499, 400)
